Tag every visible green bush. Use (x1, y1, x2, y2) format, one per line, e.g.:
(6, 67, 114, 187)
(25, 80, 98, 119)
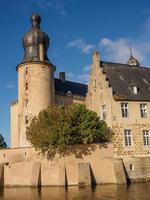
(27, 104, 111, 158)
(0, 134, 7, 149)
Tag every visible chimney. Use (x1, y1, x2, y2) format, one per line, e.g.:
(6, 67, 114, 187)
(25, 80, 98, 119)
(59, 72, 65, 82)
(92, 51, 100, 64)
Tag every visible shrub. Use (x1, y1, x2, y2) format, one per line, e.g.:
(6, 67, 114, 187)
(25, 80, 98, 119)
(27, 104, 111, 158)
(0, 134, 7, 149)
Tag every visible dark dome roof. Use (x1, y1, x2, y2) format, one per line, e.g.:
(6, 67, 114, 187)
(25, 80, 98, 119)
(22, 13, 50, 62)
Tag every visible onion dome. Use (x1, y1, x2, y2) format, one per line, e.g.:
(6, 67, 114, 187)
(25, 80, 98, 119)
(22, 13, 50, 62)
(127, 48, 140, 67)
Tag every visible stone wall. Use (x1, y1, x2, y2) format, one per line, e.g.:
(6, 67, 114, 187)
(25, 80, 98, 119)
(123, 157, 150, 183)
(0, 145, 118, 186)
(0, 145, 150, 186)
(11, 101, 18, 148)
(113, 124, 150, 157)
(55, 94, 85, 107)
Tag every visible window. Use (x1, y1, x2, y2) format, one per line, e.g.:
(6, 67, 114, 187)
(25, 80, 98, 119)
(25, 67, 28, 75)
(124, 130, 133, 147)
(129, 85, 139, 94)
(143, 130, 150, 146)
(66, 90, 72, 96)
(140, 104, 148, 118)
(25, 83, 28, 91)
(56, 99, 64, 106)
(25, 116, 29, 125)
(133, 86, 138, 94)
(129, 164, 134, 171)
(25, 99, 28, 107)
(101, 104, 106, 120)
(121, 103, 129, 117)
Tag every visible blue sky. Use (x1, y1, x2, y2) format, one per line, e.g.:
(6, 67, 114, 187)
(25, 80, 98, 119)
(1, 0, 150, 145)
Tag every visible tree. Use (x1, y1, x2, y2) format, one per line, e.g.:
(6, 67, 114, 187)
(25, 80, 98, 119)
(26, 104, 112, 158)
(0, 134, 7, 149)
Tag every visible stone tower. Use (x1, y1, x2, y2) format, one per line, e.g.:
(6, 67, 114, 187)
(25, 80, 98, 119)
(13, 14, 55, 147)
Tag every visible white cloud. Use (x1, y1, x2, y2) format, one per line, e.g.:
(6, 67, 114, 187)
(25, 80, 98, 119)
(67, 39, 95, 54)
(99, 38, 144, 64)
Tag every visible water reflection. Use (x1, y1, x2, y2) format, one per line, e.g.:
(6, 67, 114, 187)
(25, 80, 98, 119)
(0, 183, 150, 200)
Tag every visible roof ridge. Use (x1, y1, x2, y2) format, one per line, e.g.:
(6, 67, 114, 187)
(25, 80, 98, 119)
(101, 60, 150, 70)
(54, 78, 87, 87)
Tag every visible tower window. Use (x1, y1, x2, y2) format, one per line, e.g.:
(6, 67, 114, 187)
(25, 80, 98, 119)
(25, 67, 28, 75)
(25, 116, 29, 125)
(25, 99, 28, 107)
(25, 83, 28, 91)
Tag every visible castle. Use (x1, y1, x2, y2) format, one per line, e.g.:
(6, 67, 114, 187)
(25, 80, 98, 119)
(11, 13, 150, 160)
(1, 13, 150, 186)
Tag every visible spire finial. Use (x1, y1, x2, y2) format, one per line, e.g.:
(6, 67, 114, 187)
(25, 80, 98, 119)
(129, 44, 132, 58)
(31, 13, 41, 28)
(127, 45, 140, 67)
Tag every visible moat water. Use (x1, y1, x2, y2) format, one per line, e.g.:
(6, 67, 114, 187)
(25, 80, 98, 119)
(0, 183, 150, 200)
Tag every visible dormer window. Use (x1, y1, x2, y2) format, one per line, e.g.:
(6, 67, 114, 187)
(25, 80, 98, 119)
(67, 90, 72, 96)
(129, 85, 139, 94)
(133, 86, 138, 94)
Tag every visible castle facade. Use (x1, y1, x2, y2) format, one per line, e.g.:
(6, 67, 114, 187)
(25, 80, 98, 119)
(11, 14, 150, 159)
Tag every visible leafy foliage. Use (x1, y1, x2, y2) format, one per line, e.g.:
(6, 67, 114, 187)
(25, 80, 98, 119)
(27, 104, 111, 158)
(0, 134, 7, 149)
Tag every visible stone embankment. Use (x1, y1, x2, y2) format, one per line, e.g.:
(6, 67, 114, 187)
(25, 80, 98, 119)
(0, 145, 149, 186)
